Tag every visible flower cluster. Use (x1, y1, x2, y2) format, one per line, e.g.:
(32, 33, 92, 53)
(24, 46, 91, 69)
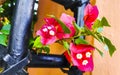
(33, 3, 116, 72)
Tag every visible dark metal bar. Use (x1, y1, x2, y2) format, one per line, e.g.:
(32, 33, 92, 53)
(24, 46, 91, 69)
(1, 52, 30, 75)
(74, 0, 89, 39)
(74, 0, 89, 27)
(6, 0, 35, 74)
(28, 53, 69, 68)
(8, 0, 35, 62)
(0, 45, 7, 68)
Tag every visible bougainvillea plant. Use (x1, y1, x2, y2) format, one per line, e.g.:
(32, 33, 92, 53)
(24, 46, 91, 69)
(0, 1, 116, 72)
(32, 3, 116, 72)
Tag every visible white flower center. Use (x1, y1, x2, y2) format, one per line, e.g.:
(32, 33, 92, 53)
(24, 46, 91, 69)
(47, 26, 52, 30)
(42, 28, 48, 32)
(86, 52, 91, 58)
(82, 60, 88, 65)
(49, 30, 55, 36)
(76, 53, 82, 59)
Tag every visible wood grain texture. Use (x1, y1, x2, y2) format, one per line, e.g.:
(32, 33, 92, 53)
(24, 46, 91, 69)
(93, 0, 120, 75)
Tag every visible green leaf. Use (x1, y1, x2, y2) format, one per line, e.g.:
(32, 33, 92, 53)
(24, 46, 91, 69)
(73, 22, 80, 36)
(63, 41, 69, 50)
(85, 28, 101, 42)
(0, 34, 7, 46)
(28, 37, 35, 48)
(36, 48, 43, 54)
(1, 24, 11, 35)
(95, 33, 104, 43)
(43, 46, 50, 54)
(103, 36, 116, 56)
(100, 17, 111, 27)
(92, 19, 101, 29)
(0, 7, 4, 13)
(33, 36, 43, 48)
(74, 37, 88, 45)
(49, 15, 70, 33)
(1, 24, 11, 30)
(94, 34, 116, 56)
(92, 19, 104, 33)
(95, 47, 104, 57)
(92, 19, 103, 33)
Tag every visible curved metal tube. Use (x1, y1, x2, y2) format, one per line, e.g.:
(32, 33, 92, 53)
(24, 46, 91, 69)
(28, 53, 69, 68)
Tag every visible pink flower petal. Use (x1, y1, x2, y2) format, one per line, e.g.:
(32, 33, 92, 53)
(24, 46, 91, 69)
(60, 13, 75, 24)
(70, 43, 94, 53)
(84, 4, 99, 29)
(40, 36, 57, 45)
(59, 13, 76, 38)
(70, 43, 95, 71)
(44, 18, 59, 26)
(36, 24, 57, 45)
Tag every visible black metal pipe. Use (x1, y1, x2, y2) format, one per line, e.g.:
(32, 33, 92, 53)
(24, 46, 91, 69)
(7, 0, 35, 74)
(0, 45, 7, 68)
(8, 0, 35, 62)
(74, 0, 89, 27)
(28, 53, 69, 68)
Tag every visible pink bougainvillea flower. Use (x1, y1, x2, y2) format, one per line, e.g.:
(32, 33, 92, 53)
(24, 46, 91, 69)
(36, 24, 57, 45)
(44, 18, 65, 39)
(43, 13, 76, 39)
(64, 51, 72, 64)
(70, 43, 95, 71)
(44, 18, 59, 26)
(84, 4, 99, 29)
(36, 13, 76, 44)
(59, 13, 76, 38)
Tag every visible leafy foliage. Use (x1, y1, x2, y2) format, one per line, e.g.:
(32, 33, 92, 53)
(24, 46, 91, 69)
(86, 18, 116, 56)
(0, 17, 11, 46)
(0, 0, 16, 21)
(32, 15, 116, 57)
(0, 34, 7, 46)
(32, 36, 50, 54)
(74, 37, 88, 45)
(0, 0, 13, 46)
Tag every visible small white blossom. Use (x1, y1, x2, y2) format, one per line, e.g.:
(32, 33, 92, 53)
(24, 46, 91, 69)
(76, 53, 82, 59)
(49, 30, 55, 36)
(42, 28, 48, 32)
(82, 60, 88, 65)
(47, 26, 52, 30)
(86, 52, 91, 58)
